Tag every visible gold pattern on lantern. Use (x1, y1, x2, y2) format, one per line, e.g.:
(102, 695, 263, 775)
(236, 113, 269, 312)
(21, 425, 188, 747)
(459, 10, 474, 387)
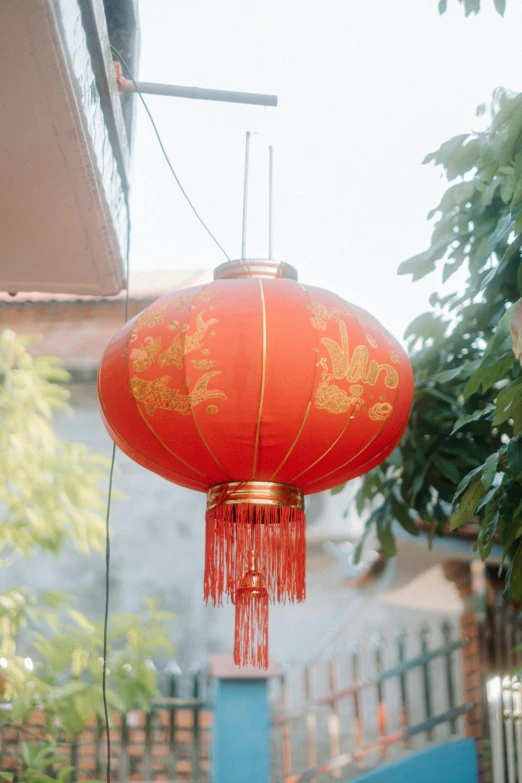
(192, 359, 216, 371)
(131, 337, 162, 372)
(167, 290, 217, 312)
(368, 402, 393, 421)
(366, 335, 378, 348)
(158, 311, 218, 369)
(130, 372, 226, 416)
(321, 321, 399, 389)
(311, 316, 327, 330)
(308, 301, 354, 329)
(389, 349, 399, 364)
(206, 405, 219, 414)
(314, 359, 366, 415)
(135, 306, 167, 332)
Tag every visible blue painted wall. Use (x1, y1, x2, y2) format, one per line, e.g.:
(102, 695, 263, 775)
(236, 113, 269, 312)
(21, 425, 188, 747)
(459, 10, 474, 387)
(350, 739, 478, 783)
(212, 678, 271, 783)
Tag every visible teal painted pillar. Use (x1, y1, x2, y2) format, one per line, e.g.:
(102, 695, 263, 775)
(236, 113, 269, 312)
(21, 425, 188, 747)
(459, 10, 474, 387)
(209, 655, 280, 783)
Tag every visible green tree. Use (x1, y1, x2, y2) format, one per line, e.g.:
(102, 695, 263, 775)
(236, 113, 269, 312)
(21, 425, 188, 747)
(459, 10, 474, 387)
(354, 87, 522, 594)
(0, 741, 85, 783)
(0, 330, 173, 762)
(3, 597, 173, 737)
(0, 330, 106, 561)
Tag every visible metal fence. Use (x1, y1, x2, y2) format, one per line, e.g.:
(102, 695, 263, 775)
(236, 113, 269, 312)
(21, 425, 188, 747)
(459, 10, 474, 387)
(0, 665, 211, 782)
(487, 675, 522, 783)
(271, 621, 473, 783)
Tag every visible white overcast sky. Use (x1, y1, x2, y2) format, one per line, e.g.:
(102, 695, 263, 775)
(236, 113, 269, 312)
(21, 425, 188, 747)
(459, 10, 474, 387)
(129, 0, 522, 345)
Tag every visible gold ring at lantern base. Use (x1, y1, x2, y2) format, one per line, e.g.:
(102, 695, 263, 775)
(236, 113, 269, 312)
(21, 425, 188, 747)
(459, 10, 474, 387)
(206, 481, 304, 511)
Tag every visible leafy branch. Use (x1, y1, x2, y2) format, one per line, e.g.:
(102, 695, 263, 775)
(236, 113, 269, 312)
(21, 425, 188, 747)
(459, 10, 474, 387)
(355, 88, 522, 594)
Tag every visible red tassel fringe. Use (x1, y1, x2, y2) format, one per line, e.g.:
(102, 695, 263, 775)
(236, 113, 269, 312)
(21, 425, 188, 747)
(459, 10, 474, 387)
(204, 503, 306, 607)
(233, 587, 269, 668)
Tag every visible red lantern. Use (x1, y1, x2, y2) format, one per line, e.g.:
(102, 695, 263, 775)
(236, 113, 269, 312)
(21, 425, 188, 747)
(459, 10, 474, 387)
(98, 260, 414, 667)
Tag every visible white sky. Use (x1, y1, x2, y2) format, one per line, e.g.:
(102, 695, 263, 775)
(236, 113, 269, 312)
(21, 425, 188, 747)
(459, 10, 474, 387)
(129, 0, 522, 345)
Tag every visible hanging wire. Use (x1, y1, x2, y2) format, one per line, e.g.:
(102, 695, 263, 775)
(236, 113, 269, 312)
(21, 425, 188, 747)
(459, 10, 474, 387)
(101, 142, 131, 783)
(110, 44, 231, 262)
(102, 443, 116, 783)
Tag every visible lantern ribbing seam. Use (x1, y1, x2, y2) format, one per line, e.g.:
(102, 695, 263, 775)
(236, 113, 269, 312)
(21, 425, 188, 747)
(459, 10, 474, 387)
(252, 278, 267, 478)
(184, 282, 232, 480)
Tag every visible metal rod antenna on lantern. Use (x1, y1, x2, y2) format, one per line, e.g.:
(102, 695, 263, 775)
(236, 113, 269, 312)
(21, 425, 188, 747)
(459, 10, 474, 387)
(241, 131, 251, 260)
(268, 146, 274, 260)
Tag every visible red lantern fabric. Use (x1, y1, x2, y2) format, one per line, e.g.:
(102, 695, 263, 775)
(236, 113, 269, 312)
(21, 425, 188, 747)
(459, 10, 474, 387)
(98, 261, 414, 666)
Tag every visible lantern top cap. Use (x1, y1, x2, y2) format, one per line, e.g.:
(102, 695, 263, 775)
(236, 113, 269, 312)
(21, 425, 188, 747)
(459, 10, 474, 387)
(213, 259, 298, 281)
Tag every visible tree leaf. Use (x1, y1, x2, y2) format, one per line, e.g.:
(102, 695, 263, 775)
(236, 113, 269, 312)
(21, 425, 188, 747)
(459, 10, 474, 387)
(482, 452, 500, 489)
(464, 0, 481, 15)
(500, 102, 522, 166)
(451, 406, 492, 434)
(478, 510, 500, 559)
(464, 356, 514, 399)
(398, 238, 457, 279)
(508, 433, 522, 478)
(449, 476, 485, 530)
(377, 524, 396, 557)
(494, 0, 506, 15)
(454, 465, 483, 502)
(390, 496, 419, 536)
(510, 298, 522, 359)
(511, 547, 522, 600)
(434, 366, 466, 384)
(511, 178, 522, 214)
(487, 213, 514, 246)
(493, 381, 522, 425)
(67, 609, 96, 632)
(57, 767, 75, 783)
(433, 455, 461, 484)
(477, 485, 499, 513)
(438, 181, 475, 212)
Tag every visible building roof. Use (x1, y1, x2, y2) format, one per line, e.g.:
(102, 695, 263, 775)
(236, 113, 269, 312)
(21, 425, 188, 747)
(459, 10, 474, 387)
(1, 269, 213, 375)
(0, 269, 212, 303)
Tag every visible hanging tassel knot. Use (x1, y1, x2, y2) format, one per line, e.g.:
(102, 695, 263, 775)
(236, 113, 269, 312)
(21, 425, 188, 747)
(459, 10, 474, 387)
(204, 481, 306, 668)
(234, 551, 269, 668)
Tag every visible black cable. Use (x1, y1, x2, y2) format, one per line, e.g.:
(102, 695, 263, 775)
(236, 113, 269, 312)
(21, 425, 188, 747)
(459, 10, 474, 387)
(101, 146, 131, 783)
(101, 443, 115, 783)
(110, 44, 231, 263)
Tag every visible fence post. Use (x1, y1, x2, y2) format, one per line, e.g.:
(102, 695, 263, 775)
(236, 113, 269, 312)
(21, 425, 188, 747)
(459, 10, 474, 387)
(396, 629, 410, 746)
(443, 560, 486, 739)
(487, 676, 505, 783)
(209, 655, 280, 783)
